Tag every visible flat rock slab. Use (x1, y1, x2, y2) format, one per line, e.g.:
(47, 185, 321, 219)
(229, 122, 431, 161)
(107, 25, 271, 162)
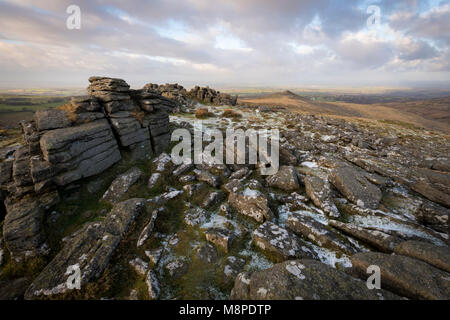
(25, 198, 146, 299)
(304, 175, 340, 218)
(231, 260, 400, 300)
(228, 189, 274, 223)
(266, 165, 300, 191)
(287, 213, 358, 255)
(102, 167, 142, 203)
(329, 166, 382, 209)
(329, 220, 403, 253)
(351, 252, 450, 300)
(394, 240, 450, 272)
(253, 222, 316, 262)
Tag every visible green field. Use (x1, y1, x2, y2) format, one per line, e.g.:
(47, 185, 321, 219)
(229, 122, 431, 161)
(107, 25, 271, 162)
(0, 94, 71, 128)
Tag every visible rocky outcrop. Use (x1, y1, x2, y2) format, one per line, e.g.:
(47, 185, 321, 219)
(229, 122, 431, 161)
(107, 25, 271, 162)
(231, 260, 400, 300)
(24, 198, 145, 299)
(188, 86, 237, 106)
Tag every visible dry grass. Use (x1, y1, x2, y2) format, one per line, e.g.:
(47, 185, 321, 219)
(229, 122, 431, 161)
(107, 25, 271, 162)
(240, 92, 450, 133)
(195, 108, 214, 119)
(221, 109, 242, 119)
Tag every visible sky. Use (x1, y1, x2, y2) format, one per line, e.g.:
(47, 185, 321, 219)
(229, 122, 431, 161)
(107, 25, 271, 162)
(0, 0, 449, 89)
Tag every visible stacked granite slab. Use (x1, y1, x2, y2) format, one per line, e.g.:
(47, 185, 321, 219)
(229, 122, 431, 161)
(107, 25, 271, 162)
(0, 76, 179, 261)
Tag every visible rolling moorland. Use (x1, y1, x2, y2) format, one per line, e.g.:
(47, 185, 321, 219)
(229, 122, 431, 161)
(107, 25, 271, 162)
(0, 79, 449, 300)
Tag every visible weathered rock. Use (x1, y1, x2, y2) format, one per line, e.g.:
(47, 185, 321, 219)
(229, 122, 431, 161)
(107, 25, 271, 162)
(165, 257, 189, 280)
(414, 201, 449, 233)
(329, 166, 382, 209)
(394, 241, 450, 272)
(329, 220, 403, 253)
(153, 152, 172, 172)
(40, 119, 121, 186)
(3, 191, 59, 260)
(145, 248, 163, 265)
(194, 169, 220, 188)
(147, 173, 161, 189)
(205, 228, 235, 253)
(173, 163, 194, 177)
(223, 179, 244, 194)
(0, 277, 31, 300)
(253, 222, 316, 262)
(231, 260, 400, 300)
(184, 207, 209, 227)
(304, 175, 340, 217)
(201, 191, 225, 209)
(196, 243, 218, 263)
(102, 167, 142, 203)
(351, 252, 450, 300)
(110, 117, 150, 147)
(25, 198, 145, 299)
(266, 166, 300, 191)
(228, 189, 274, 223)
(34, 109, 70, 131)
(0, 160, 13, 187)
(229, 167, 250, 180)
(223, 256, 246, 285)
(287, 213, 358, 255)
(146, 270, 160, 299)
(137, 208, 161, 247)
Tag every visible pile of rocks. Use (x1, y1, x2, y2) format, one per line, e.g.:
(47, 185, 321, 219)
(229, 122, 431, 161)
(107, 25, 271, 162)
(188, 86, 237, 106)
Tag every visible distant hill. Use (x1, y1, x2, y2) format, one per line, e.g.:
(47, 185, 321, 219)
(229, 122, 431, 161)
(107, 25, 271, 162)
(239, 91, 450, 133)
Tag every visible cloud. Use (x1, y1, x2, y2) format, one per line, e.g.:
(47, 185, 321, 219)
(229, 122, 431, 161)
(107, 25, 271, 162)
(0, 0, 448, 87)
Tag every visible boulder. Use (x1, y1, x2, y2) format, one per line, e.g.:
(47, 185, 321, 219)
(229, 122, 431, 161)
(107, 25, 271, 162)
(253, 222, 316, 262)
(329, 166, 382, 209)
(228, 189, 274, 223)
(394, 241, 450, 272)
(231, 260, 400, 300)
(102, 167, 142, 204)
(266, 166, 300, 191)
(25, 198, 145, 299)
(351, 252, 450, 300)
